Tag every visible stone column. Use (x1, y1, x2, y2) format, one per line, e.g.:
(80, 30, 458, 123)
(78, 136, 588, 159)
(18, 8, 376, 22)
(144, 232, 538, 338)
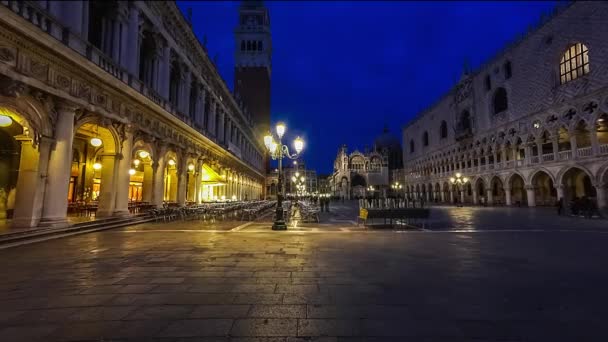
(590, 131, 600, 155)
(552, 138, 559, 161)
(41, 106, 75, 227)
(194, 159, 203, 203)
(218, 109, 225, 143)
(198, 87, 207, 128)
(160, 43, 171, 99)
(505, 188, 512, 206)
(152, 158, 165, 208)
(440, 190, 445, 202)
(97, 154, 119, 217)
(181, 71, 191, 115)
(460, 190, 465, 204)
(486, 189, 493, 205)
(525, 185, 536, 207)
(11, 138, 43, 227)
(176, 166, 187, 206)
(125, 4, 140, 74)
(596, 184, 606, 209)
(142, 161, 154, 203)
(449, 190, 454, 204)
(570, 135, 578, 159)
(555, 185, 564, 200)
(113, 130, 134, 216)
(472, 188, 478, 205)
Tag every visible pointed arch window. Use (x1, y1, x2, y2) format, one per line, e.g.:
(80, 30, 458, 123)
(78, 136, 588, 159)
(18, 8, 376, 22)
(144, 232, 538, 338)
(440, 121, 448, 139)
(493, 87, 508, 114)
(409, 139, 415, 153)
(560, 43, 589, 84)
(423, 131, 429, 146)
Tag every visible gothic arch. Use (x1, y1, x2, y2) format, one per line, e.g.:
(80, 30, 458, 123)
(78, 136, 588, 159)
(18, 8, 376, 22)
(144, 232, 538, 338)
(556, 165, 595, 186)
(506, 171, 527, 187)
(529, 167, 556, 185)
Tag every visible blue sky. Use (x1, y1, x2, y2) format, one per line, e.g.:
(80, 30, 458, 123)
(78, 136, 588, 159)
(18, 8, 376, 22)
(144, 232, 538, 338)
(177, 0, 559, 174)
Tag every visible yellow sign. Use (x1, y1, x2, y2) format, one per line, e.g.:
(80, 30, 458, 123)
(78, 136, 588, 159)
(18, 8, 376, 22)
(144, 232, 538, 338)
(359, 208, 368, 220)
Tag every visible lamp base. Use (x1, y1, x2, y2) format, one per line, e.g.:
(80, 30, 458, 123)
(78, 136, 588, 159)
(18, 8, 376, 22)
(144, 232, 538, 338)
(272, 220, 287, 230)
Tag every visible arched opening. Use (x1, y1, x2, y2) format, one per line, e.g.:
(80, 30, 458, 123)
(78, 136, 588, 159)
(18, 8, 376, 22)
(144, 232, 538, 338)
(574, 120, 591, 150)
(561, 167, 596, 208)
(440, 121, 448, 139)
(422, 131, 429, 147)
(597, 113, 608, 146)
(559, 43, 589, 85)
(351, 174, 366, 198)
(409, 139, 415, 153)
(458, 110, 472, 134)
(490, 177, 505, 205)
(163, 152, 179, 204)
(532, 170, 556, 206)
(129, 145, 154, 207)
(442, 182, 450, 202)
(540, 131, 553, 157)
(70, 122, 118, 217)
(493, 87, 508, 114)
(475, 179, 486, 205)
(87, 1, 118, 55)
(0, 112, 23, 222)
(169, 58, 182, 109)
(509, 174, 527, 206)
(557, 126, 571, 152)
(139, 29, 159, 89)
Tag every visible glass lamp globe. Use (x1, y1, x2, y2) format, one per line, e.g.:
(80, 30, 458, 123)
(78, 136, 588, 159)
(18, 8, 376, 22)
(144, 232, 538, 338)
(133, 159, 141, 166)
(138, 150, 149, 159)
(90, 137, 103, 147)
(264, 134, 273, 148)
(168, 159, 176, 166)
(128, 168, 136, 175)
(93, 162, 102, 170)
(269, 142, 278, 154)
(294, 137, 304, 154)
(276, 122, 286, 138)
(188, 164, 195, 171)
(0, 114, 13, 127)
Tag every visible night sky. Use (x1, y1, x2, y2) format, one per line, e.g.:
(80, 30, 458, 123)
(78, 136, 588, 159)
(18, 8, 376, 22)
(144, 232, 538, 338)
(177, 0, 559, 175)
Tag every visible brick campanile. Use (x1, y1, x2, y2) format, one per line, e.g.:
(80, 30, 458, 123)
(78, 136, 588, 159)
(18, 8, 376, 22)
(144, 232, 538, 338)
(234, 0, 272, 142)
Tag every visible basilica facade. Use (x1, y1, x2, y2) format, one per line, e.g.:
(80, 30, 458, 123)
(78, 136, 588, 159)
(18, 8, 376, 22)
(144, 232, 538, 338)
(330, 128, 403, 199)
(398, 2, 608, 211)
(0, 1, 270, 227)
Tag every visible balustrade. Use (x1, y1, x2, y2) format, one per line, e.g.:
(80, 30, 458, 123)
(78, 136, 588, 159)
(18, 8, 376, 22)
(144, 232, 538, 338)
(600, 144, 608, 155)
(577, 146, 592, 157)
(558, 150, 572, 160)
(542, 154, 554, 162)
(531, 156, 539, 164)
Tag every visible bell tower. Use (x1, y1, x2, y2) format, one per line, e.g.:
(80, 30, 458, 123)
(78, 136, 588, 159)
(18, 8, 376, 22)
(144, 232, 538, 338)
(234, 0, 272, 139)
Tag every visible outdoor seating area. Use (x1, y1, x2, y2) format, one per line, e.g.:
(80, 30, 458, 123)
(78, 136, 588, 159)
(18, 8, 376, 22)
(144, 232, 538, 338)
(284, 200, 321, 223)
(147, 200, 277, 223)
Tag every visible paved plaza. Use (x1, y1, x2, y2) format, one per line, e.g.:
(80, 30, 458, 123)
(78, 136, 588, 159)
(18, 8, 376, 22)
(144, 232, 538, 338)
(0, 202, 608, 341)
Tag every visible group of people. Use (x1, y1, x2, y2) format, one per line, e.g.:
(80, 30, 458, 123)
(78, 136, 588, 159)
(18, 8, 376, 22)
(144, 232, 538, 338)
(556, 196, 596, 218)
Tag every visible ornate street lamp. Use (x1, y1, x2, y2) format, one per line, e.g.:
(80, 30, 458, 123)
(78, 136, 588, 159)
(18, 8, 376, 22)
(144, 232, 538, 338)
(264, 122, 305, 230)
(391, 181, 403, 198)
(450, 172, 469, 207)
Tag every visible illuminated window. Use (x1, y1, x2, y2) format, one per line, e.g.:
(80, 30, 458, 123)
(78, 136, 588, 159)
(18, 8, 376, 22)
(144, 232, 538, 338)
(560, 43, 589, 85)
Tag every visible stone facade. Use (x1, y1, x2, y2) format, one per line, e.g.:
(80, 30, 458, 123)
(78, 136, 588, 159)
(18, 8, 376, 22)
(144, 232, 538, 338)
(0, 1, 266, 227)
(399, 2, 608, 210)
(330, 145, 389, 199)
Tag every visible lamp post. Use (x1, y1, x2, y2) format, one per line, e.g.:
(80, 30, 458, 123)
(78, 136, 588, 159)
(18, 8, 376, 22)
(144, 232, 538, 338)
(264, 122, 304, 230)
(450, 172, 469, 207)
(391, 182, 403, 197)
(292, 172, 306, 200)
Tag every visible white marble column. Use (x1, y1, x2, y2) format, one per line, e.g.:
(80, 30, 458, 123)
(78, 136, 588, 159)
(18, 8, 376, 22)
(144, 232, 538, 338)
(570, 135, 578, 159)
(97, 154, 119, 217)
(555, 185, 564, 200)
(152, 157, 166, 208)
(176, 166, 187, 206)
(11, 139, 43, 227)
(40, 106, 75, 227)
(595, 184, 606, 209)
(486, 189, 493, 205)
(194, 159, 203, 204)
(113, 131, 134, 216)
(525, 185, 536, 207)
(142, 161, 154, 203)
(505, 188, 512, 206)
(472, 189, 478, 205)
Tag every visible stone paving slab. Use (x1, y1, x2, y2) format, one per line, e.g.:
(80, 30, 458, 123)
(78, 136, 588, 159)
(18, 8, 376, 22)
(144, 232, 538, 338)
(1, 205, 608, 340)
